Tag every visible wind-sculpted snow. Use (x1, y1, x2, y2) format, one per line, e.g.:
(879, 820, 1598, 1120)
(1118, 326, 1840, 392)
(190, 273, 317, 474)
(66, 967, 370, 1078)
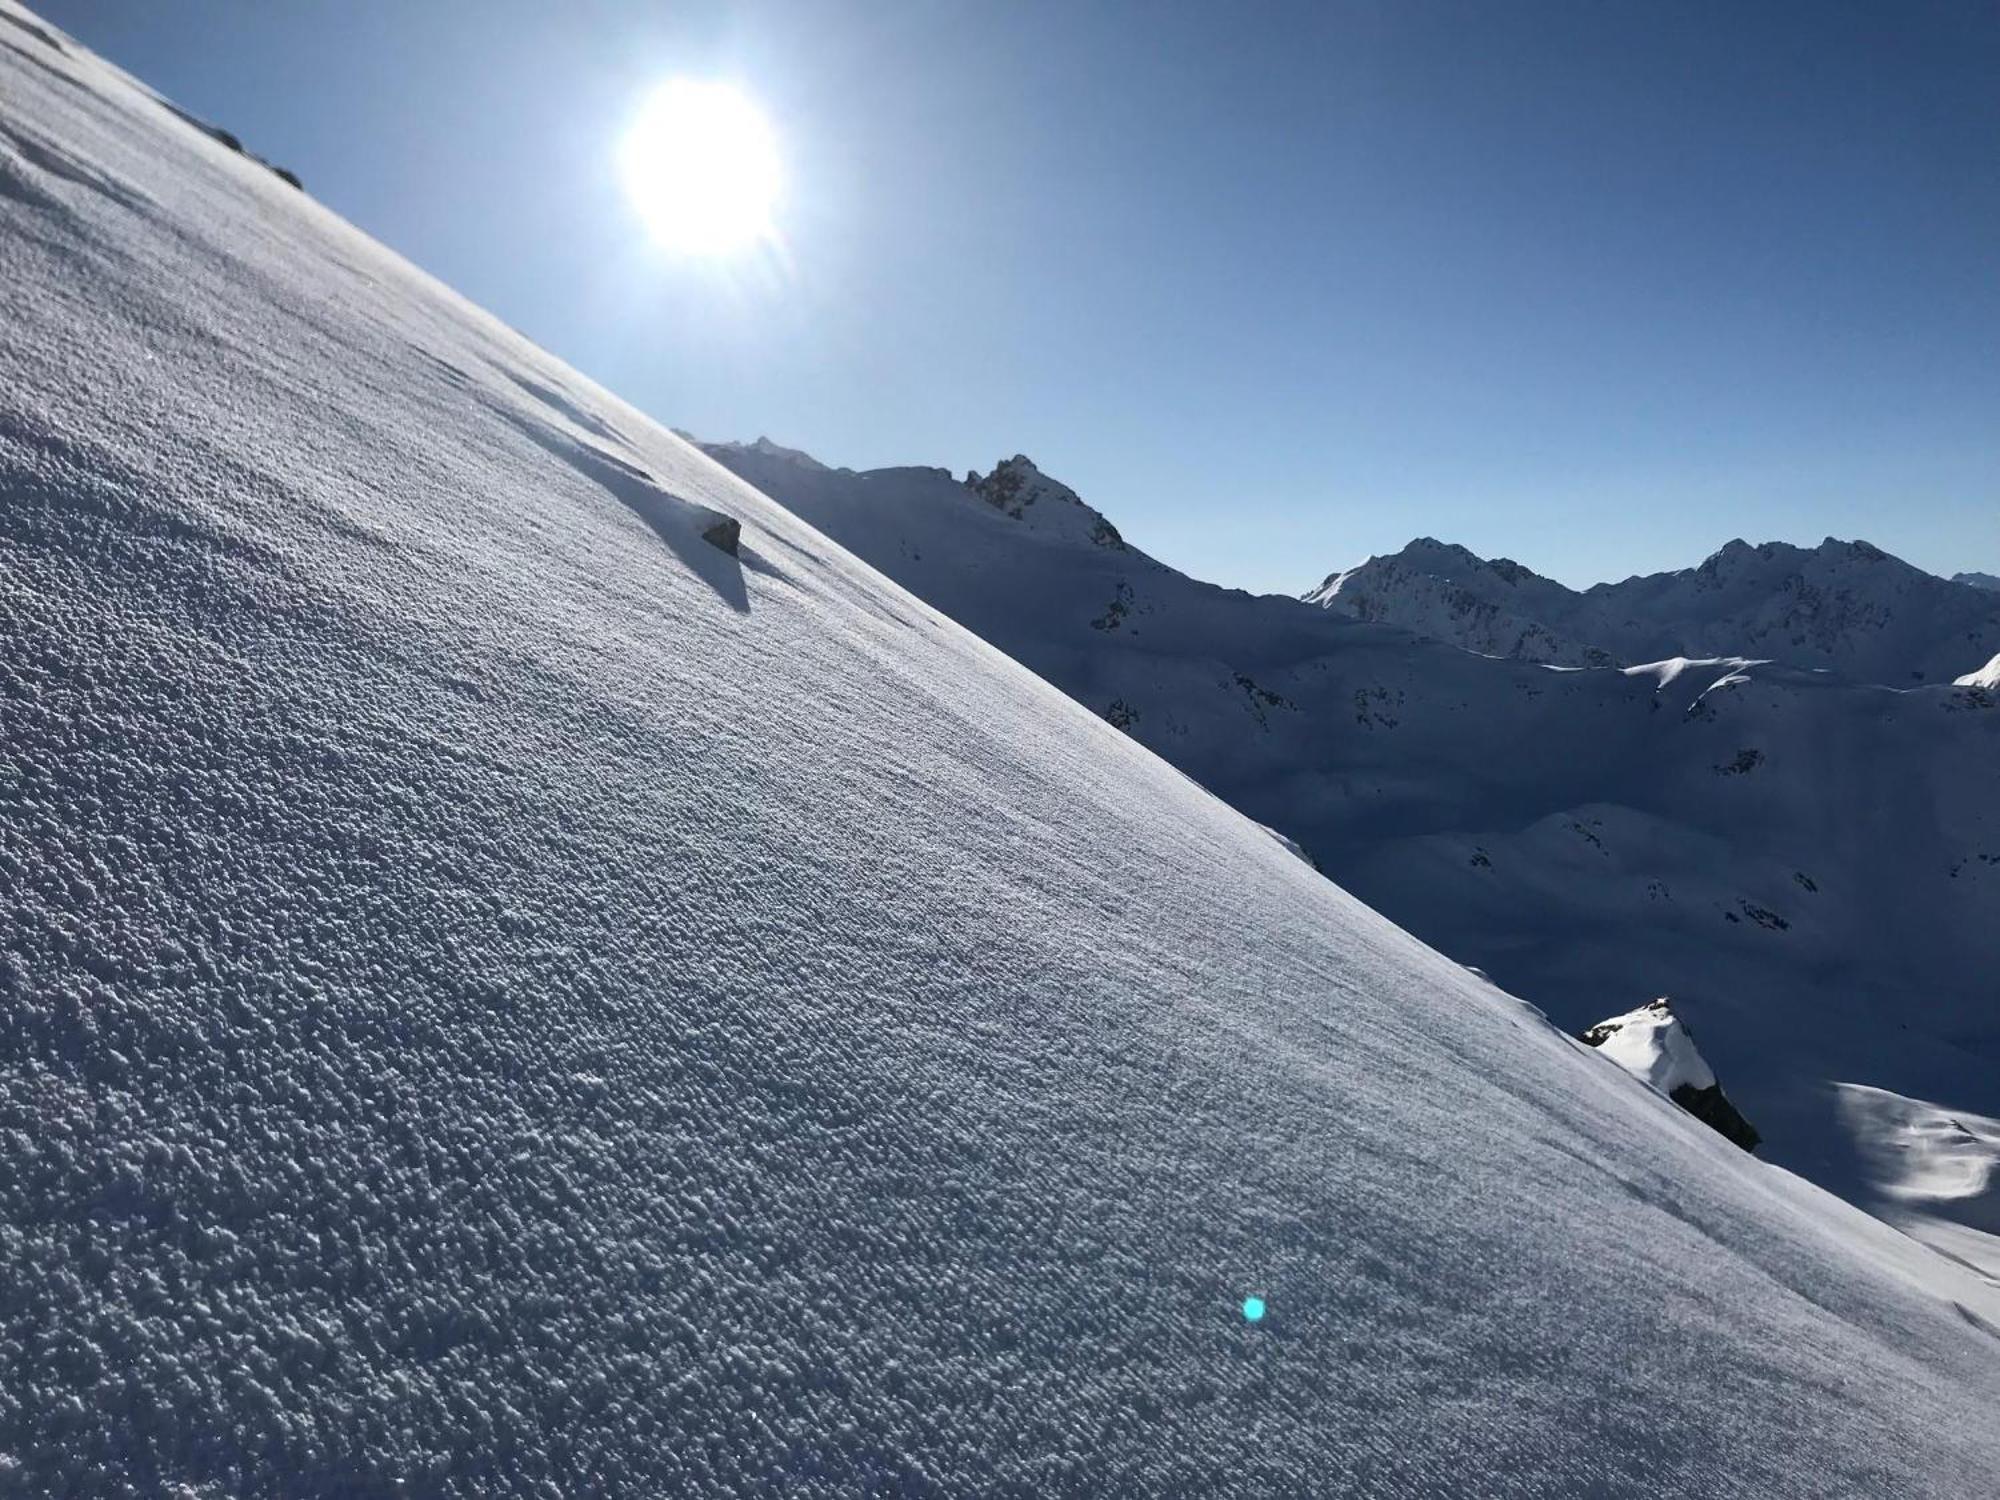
(5, 8, 2000, 1494)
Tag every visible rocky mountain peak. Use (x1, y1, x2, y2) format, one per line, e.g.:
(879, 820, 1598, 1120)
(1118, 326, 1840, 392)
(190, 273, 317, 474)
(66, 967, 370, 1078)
(964, 456, 1125, 549)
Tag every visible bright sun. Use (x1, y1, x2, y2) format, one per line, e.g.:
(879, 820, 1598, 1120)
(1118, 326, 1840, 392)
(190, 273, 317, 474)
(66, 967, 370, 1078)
(619, 80, 781, 256)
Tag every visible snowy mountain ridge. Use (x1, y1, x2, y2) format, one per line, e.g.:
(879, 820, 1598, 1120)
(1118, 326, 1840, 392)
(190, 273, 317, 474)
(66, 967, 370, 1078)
(1308, 533, 2000, 686)
(965, 454, 1130, 550)
(702, 437, 2000, 1276)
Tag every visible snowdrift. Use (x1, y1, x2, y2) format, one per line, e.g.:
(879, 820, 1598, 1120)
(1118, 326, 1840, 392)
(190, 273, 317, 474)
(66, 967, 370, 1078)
(3, 7, 1999, 1494)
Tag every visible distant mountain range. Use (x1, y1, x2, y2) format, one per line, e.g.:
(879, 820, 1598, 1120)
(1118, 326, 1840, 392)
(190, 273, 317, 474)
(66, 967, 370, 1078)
(1308, 536, 2000, 686)
(702, 437, 2000, 1271)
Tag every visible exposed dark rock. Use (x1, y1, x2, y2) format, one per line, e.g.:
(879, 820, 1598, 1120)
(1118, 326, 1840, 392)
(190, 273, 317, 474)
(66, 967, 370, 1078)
(701, 516, 741, 557)
(1669, 1081, 1762, 1152)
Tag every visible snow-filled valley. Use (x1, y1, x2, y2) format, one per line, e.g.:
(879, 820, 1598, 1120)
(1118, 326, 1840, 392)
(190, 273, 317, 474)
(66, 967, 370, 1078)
(5, 6, 2000, 1494)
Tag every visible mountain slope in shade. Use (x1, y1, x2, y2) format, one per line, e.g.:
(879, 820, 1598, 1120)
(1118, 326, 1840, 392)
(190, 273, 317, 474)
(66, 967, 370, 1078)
(1308, 536, 2000, 686)
(15, 8, 2000, 1493)
(1955, 570, 2000, 592)
(700, 442, 2000, 1259)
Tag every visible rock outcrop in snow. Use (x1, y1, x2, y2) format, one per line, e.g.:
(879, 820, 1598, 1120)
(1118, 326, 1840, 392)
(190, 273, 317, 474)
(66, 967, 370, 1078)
(966, 455, 1127, 549)
(1581, 999, 1761, 1152)
(1308, 535, 2000, 687)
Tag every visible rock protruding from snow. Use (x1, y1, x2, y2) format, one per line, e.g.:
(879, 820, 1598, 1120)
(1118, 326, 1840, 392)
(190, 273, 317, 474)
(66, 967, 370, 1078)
(966, 456, 1126, 549)
(700, 511, 742, 556)
(1307, 535, 2000, 686)
(1582, 999, 1761, 1152)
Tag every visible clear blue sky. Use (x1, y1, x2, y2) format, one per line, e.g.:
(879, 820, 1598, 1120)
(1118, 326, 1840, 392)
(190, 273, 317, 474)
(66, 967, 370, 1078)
(40, 0, 2000, 593)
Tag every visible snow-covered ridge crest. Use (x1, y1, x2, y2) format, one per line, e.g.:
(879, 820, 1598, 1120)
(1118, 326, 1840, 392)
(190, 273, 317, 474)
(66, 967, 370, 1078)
(1307, 533, 2000, 687)
(696, 433, 834, 473)
(1304, 538, 1612, 667)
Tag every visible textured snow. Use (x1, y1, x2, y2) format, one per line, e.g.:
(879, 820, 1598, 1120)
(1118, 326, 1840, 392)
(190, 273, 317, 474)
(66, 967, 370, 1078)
(1307, 535, 2000, 687)
(6, 9, 2000, 1494)
(1587, 1002, 1719, 1095)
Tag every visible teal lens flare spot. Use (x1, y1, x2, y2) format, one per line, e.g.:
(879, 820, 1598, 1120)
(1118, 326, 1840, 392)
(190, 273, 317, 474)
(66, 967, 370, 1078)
(1242, 1296, 1266, 1323)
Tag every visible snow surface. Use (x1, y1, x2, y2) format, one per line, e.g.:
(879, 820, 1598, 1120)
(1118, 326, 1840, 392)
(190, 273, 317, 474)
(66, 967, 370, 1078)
(1834, 1085, 2000, 1282)
(6, 9, 2000, 1493)
(1954, 652, 2000, 691)
(1306, 535, 2000, 687)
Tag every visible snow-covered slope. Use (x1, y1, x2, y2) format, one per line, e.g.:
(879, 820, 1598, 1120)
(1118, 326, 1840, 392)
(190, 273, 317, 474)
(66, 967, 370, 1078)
(1836, 1085, 2000, 1280)
(7, 10, 2000, 1493)
(1309, 536, 2000, 686)
(701, 444, 2000, 1245)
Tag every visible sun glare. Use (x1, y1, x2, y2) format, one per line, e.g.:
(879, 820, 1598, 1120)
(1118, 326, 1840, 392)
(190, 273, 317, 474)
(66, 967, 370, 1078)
(620, 79, 780, 255)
